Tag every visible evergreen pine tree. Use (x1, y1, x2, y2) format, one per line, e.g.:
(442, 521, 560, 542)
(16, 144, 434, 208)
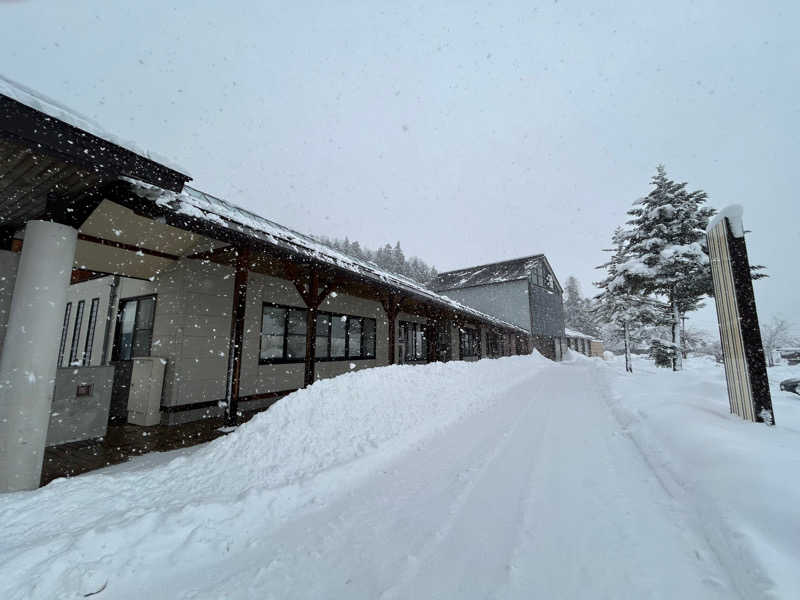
(563, 276, 601, 337)
(314, 234, 439, 285)
(392, 242, 406, 276)
(596, 227, 667, 372)
(616, 166, 715, 371)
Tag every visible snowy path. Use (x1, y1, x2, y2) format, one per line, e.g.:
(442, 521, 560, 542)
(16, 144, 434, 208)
(158, 363, 736, 599)
(6, 355, 794, 599)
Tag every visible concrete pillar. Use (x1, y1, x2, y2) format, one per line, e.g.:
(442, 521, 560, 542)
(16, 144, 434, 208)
(0, 220, 77, 492)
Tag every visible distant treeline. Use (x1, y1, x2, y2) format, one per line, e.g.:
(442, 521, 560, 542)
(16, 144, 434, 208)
(317, 237, 438, 285)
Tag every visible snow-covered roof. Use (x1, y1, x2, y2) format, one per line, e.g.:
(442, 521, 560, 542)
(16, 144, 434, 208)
(122, 178, 528, 335)
(565, 328, 601, 342)
(433, 255, 545, 290)
(0, 74, 190, 177)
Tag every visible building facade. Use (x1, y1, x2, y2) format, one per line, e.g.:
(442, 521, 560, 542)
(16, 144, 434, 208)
(564, 328, 604, 358)
(432, 255, 567, 360)
(0, 79, 532, 490)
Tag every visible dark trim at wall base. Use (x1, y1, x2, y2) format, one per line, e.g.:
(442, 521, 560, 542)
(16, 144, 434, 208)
(162, 390, 296, 414)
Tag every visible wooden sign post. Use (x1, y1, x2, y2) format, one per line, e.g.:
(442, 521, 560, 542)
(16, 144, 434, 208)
(706, 205, 774, 424)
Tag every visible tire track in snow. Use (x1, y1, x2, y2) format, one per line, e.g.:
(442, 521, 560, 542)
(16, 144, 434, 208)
(493, 361, 738, 599)
(230, 364, 554, 600)
(378, 368, 554, 599)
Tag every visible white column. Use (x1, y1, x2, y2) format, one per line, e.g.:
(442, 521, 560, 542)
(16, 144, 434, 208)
(0, 220, 77, 492)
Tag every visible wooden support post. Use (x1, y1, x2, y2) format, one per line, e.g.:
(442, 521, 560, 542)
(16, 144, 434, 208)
(293, 270, 334, 388)
(224, 248, 249, 425)
(303, 272, 320, 388)
(381, 293, 401, 365)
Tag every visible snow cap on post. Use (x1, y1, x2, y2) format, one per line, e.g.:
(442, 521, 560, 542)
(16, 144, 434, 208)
(707, 204, 744, 238)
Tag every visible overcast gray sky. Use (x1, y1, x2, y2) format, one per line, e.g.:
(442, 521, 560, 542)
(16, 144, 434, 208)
(2, 1, 798, 333)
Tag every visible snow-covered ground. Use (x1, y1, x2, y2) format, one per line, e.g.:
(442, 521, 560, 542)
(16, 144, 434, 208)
(1, 353, 798, 599)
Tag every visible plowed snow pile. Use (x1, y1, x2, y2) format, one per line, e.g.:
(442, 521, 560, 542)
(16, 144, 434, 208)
(0, 354, 548, 600)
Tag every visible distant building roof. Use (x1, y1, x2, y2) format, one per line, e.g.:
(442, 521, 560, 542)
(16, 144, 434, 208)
(432, 255, 545, 290)
(565, 328, 602, 342)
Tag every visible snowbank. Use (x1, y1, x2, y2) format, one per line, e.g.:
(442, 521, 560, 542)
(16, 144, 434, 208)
(0, 355, 547, 600)
(604, 355, 800, 598)
(3, 353, 799, 598)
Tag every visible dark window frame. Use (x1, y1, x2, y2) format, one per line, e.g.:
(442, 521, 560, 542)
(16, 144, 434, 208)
(112, 294, 157, 362)
(57, 302, 72, 367)
(459, 327, 481, 358)
(400, 320, 428, 363)
(314, 310, 377, 362)
(82, 297, 100, 366)
(258, 302, 308, 365)
(487, 330, 506, 358)
(258, 302, 377, 365)
(68, 300, 85, 366)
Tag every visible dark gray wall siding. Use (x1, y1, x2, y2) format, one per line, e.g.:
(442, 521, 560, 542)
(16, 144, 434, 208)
(528, 280, 565, 337)
(437, 279, 531, 331)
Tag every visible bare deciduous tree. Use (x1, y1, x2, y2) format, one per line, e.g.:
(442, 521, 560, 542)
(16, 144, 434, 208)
(760, 317, 794, 366)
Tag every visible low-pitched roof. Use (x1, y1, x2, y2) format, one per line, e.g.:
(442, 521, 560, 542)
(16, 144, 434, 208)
(565, 328, 602, 342)
(1, 76, 190, 228)
(433, 255, 545, 290)
(122, 178, 529, 335)
(0, 74, 190, 177)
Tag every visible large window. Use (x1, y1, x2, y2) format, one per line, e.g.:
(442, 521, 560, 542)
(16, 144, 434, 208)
(459, 327, 481, 358)
(316, 311, 376, 360)
(82, 298, 100, 366)
(260, 304, 308, 363)
(259, 303, 376, 364)
(113, 296, 156, 361)
(487, 330, 506, 358)
(400, 321, 427, 362)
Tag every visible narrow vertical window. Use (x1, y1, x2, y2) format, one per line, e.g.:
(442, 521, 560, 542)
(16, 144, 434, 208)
(132, 296, 155, 357)
(362, 318, 376, 358)
(400, 322, 410, 361)
(82, 298, 100, 366)
(69, 300, 85, 366)
(260, 305, 288, 361)
(331, 314, 347, 358)
(57, 302, 72, 368)
(415, 326, 425, 360)
(285, 308, 307, 360)
(347, 317, 363, 358)
(315, 313, 331, 359)
(459, 328, 480, 358)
